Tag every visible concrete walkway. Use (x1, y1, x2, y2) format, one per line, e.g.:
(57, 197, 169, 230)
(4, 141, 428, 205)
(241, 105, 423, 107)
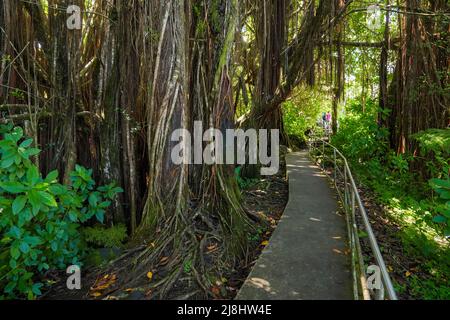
(236, 151, 353, 300)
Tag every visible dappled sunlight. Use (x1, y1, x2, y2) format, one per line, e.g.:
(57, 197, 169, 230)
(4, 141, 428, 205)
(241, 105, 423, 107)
(0, 0, 447, 303)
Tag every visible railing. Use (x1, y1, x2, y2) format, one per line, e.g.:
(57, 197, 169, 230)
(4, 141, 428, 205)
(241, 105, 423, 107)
(308, 137, 398, 300)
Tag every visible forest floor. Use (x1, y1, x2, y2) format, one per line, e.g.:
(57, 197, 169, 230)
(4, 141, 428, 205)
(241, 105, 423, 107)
(41, 160, 289, 300)
(323, 165, 450, 300)
(354, 186, 450, 300)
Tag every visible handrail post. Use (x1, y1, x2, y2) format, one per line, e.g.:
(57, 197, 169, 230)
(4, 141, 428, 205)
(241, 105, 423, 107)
(344, 167, 348, 206)
(334, 149, 337, 182)
(322, 140, 325, 170)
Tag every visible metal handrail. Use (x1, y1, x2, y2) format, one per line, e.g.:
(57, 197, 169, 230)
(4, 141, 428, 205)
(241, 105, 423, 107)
(308, 137, 398, 300)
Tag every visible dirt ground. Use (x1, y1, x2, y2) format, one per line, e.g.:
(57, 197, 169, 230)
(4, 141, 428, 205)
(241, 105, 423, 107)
(42, 160, 289, 301)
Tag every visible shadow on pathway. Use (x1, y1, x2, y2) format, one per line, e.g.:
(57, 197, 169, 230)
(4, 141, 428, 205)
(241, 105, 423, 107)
(236, 151, 353, 300)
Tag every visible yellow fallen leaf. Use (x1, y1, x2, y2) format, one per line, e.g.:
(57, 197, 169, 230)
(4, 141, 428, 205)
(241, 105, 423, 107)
(405, 271, 412, 277)
(261, 241, 269, 246)
(90, 292, 102, 297)
(159, 257, 169, 265)
(147, 272, 153, 280)
(90, 274, 117, 292)
(207, 244, 218, 253)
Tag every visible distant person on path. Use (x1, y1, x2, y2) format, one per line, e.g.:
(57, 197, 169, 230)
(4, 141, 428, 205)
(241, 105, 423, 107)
(323, 112, 331, 135)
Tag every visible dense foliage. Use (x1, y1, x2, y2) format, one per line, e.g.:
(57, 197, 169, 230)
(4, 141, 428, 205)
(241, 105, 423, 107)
(0, 124, 122, 299)
(327, 100, 450, 299)
(0, 0, 448, 301)
(283, 87, 331, 145)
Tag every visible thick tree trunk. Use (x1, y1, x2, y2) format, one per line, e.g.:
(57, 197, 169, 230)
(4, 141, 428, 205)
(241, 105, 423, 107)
(378, 0, 390, 127)
(332, 0, 345, 135)
(123, 0, 252, 297)
(252, 0, 288, 133)
(386, 0, 449, 153)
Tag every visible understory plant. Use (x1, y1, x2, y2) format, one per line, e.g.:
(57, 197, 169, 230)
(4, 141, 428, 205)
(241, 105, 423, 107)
(331, 101, 450, 298)
(430, 177, 450, 237)
(0, 124, 123, 299)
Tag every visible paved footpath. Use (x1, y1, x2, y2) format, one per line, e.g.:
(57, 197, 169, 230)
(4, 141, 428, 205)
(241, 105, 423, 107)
(236, 151, 353, 300)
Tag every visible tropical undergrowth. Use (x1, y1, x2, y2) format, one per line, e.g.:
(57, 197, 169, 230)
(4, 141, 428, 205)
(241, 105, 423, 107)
(330, 99, 450, 299)
(283, 86, 331, 146)
(0, 124, 123, 299)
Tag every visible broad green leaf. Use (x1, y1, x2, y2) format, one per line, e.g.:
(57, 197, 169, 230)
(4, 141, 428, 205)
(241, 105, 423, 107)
(28, 190, 41, 215)
(7, 127, 23, 142)
(26, 166, 40, 185)
(45, 170, 59, 183)
(49, 184, 67, 195)
(10, 246, 20, 260)
(68, 211, 78, 222)
(38, 191, 57, 207)
(32, 283, 43, 296)
(430, 178, 450, 189)
(433, 215, 447, 224)
(23, 236, 42, 246)
(12, 196, 27, 215)
(95, 210, 105, 223)
(0, 181, 26, 193)
(0, 156, 15, 169)
(8, 226, 21, 239)
(437, 190, 450, 200)
(19, 242, 30, 254)
(9, 259, 17, 269)
(88, 193, 98, 207)
(25, 148, 41, 157)
(4, 281, 16, 294)
(19, 138, 33, 148)
(50, 241, 58, 252)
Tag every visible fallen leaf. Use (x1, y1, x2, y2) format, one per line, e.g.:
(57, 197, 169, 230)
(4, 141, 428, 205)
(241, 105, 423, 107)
(207, 244, 218, 252)
(90, 274, 117, 292)
(405, 271, 412, 277)
(211, 286, 220, 296)
(261, 241, 269, 246)
(147, 272, 153, 281)
(90, 292, 102, 298)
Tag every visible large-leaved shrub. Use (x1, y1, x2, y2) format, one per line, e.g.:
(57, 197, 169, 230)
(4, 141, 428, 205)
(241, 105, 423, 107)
(0, 124, 123, 299)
